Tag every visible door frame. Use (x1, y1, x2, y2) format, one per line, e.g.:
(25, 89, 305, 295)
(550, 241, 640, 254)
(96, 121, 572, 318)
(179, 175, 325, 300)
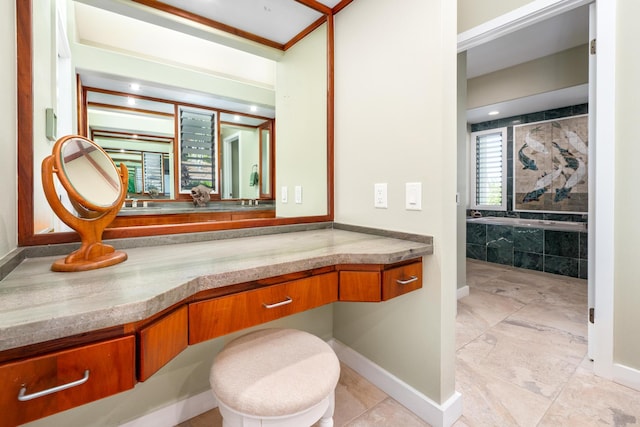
(457, 0, 616, 379)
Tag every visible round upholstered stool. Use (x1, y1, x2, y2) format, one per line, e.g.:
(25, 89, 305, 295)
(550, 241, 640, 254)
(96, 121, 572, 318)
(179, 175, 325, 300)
(210, 328, 340, 427)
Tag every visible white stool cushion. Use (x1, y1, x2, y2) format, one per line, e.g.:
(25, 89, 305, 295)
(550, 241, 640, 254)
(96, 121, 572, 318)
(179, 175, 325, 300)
(210, 328, 340, 417)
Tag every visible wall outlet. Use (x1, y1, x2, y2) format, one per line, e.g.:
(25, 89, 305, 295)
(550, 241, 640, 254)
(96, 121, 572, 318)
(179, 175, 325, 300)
(281, 186, 288, 203)
(374, 183, 388, 208)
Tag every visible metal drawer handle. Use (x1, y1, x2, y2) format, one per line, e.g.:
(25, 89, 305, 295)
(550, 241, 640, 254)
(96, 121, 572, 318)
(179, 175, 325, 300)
(396, 276, 418, 285)
(18, 369, 90, 402)
(263, 296, 293, 309)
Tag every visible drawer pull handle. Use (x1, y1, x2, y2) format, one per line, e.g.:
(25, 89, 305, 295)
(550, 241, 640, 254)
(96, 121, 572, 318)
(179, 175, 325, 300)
(263, 296, 293, 309)
(396, 276, 418, 285)
(18, 369, 90, 402)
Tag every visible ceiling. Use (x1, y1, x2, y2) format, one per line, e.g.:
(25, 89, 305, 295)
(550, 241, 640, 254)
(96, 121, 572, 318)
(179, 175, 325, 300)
(75, 1, 590, 125)
(465, 4, 590, 124)
(137, 0, 343, 46)
(73, 0, 346, 119)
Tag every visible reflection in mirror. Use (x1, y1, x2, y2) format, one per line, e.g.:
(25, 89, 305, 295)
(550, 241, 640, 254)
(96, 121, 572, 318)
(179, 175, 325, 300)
(19, 0, 332, 246)
(42, 135, 128, 271)
(85, 88, 275, 204)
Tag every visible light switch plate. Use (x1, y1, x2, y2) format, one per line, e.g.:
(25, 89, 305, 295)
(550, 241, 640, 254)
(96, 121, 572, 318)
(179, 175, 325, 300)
(374, 183, 388, 208)
(295, 185, 303, 204)
(281, 186, 288, 203)
(405, 182, 422, 210)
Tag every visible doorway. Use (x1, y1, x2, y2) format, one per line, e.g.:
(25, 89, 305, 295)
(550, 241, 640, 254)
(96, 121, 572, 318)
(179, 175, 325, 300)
(457, 1, 602, 363)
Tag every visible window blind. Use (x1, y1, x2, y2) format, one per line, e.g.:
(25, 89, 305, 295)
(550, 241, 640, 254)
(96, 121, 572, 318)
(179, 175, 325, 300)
(475, 132, 504, 206)
(179, 107, 216, 193)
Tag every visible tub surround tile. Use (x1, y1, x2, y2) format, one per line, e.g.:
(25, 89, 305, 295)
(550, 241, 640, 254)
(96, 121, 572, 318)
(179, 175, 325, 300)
(487, 246, 514, 266)
(514, 251, 544, 272)
(544, 231, 580, 258)
(544, 254, 579, 277)
(466, 223, 486, 245)
(579, 259, 588, 279)
(514, 227, 543, 253)
(579, 232, 588, 259)
(466, 243, 486, 261)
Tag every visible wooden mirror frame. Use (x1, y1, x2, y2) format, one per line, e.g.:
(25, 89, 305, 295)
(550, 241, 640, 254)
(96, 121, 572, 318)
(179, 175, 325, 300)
(17, 0, 335, 246)
(42, 135, 129, 271)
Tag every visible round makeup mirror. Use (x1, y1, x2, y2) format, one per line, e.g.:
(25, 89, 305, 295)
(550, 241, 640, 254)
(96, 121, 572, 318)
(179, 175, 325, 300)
(42, 135, 129, 272)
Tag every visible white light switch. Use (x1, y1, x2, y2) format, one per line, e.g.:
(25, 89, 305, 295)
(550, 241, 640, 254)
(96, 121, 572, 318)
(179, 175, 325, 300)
(374, 183, 388, 208)
(281, 186, 288, 203)
(405, 182, 422, 210)
(295, 185, 303, 204)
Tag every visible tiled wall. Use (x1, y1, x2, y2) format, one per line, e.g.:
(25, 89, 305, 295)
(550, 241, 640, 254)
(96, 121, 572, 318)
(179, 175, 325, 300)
(466, 222, 588, 278)
(467, 104, 589, 279)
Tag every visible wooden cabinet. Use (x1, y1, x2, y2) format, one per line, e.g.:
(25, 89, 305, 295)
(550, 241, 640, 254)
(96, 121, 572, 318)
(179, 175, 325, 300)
(0, 336, 135, 427)
(138, 306, 188, 382)
(189, 272, 339, 344)
(339, 260, 422, 302)
(0, 259, 423, 425)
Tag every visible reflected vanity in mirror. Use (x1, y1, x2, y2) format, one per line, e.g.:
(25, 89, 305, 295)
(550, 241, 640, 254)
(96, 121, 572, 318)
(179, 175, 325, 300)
(41, 135, 128, 271)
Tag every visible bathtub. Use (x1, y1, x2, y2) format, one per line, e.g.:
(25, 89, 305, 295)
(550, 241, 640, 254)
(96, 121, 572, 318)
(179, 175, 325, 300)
(466, 216, 587, 232)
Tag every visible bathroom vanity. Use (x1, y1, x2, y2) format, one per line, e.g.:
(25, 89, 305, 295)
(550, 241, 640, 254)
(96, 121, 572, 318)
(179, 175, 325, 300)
(0, 226, 432, 426)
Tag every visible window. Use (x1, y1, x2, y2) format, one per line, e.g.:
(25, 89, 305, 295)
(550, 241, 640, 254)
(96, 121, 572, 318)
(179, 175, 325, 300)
(470, 128, 507, 210)
(179, 106, 217, 194)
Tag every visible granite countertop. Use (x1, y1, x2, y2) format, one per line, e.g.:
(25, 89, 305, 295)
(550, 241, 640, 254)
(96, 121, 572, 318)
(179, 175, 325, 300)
(0, 227, 432, 352)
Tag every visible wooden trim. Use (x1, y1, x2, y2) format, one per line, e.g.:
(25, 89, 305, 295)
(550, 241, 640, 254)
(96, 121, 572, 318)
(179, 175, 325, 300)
(332, 0, 356, 14)
(130, 0, 285, 50)
(294, 0, 332, 15)
(327, 14, 335, 219)
(284, 15, 327, 50)
(87, 102, 175, 118)
(17, 0, 33, 246)
(76, 74, 85, 135)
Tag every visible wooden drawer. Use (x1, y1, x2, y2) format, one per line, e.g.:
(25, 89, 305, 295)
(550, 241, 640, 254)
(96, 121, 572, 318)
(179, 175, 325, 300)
(189, 272, 338, 344)
(381, 260, 423, 300)
(138, 305, 188, 382)
(0, 336, 135, 427)
(339, 260, 422, 302)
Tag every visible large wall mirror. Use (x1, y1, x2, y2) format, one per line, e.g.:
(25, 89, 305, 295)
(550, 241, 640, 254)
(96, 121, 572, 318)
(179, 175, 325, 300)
(17, 0, 335, 246)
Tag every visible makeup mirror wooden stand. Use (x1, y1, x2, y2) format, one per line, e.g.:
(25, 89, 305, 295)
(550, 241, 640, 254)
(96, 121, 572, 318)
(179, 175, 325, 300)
(42, 135, 129, 272)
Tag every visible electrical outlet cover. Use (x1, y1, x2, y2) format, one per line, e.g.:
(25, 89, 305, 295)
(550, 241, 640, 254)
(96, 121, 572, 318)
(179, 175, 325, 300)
(374, 183, 388, 208)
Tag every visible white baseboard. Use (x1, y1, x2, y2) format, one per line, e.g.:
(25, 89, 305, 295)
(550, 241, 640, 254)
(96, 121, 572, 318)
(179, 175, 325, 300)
(612, 363, 640, 392)
(119, 389, 216, 427)
(329, 339, 463, 427)
(457, 285, 469, 300)
(120, 340, 463, 427)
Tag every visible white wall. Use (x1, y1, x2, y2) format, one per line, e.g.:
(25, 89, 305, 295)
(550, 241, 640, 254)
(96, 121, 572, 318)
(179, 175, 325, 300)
(457, 52, 468, 292)
(0, 1, 17, 258)
(333, 0, 458, 404)
(613, 0, 640, 374)
(457, 0, 536, 33)
(467, 44, 588, 110)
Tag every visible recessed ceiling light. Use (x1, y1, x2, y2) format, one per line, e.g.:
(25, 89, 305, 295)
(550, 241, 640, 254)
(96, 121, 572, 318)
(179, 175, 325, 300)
(129, 83, 140, 91)
(250, 105, 258, 112)
(127, 97, 136, 105)
(234, 115, 241, 121)
(488, 110, 499, 116)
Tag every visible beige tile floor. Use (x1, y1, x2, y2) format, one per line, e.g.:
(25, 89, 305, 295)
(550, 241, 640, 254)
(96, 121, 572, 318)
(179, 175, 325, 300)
(180, 259, 640, 426)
